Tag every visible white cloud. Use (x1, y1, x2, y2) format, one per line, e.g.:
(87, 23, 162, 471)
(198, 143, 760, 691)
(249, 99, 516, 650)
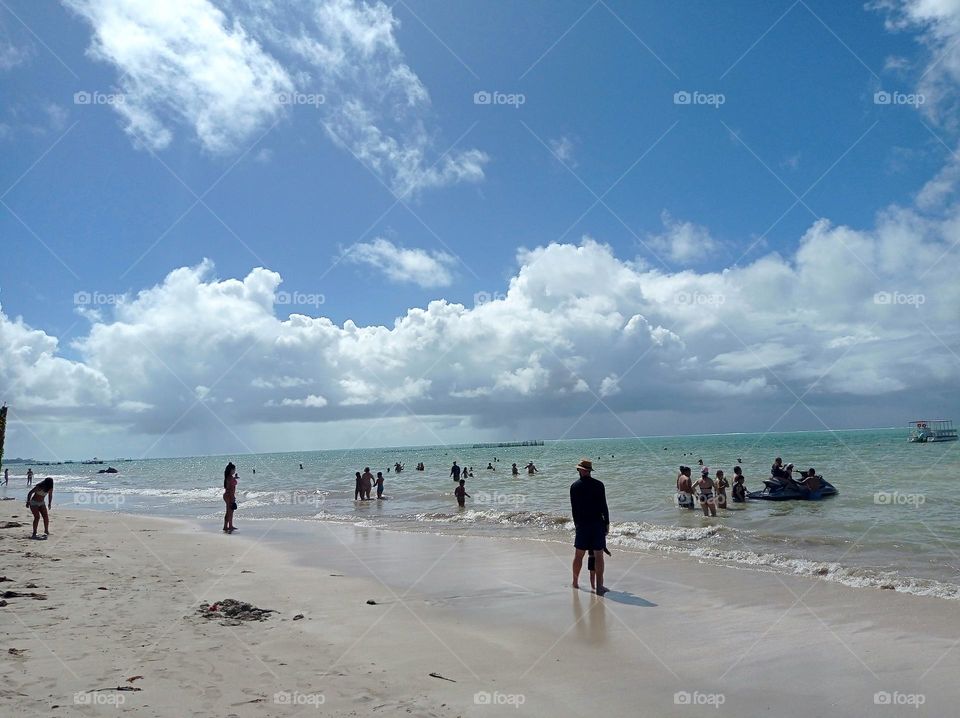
(64, 0, 488, 193)
(873, 0, 960, 128)
(0, 40, 30, 70)
(647, 211, 721, 264)
(64, 0, 293, 153)
(2, 148, 959, 451)
(550, 135, 576, 165)
(344, 238, 457, 287)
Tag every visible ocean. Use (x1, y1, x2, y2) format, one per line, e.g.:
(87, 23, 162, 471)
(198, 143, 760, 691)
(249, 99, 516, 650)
(5, 428, 959, 600)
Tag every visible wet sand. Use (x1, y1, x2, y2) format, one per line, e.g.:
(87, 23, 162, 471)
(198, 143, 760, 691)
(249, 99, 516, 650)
(1, 508, 957, 716)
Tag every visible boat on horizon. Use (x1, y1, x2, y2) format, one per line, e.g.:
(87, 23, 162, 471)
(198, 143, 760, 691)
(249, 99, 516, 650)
(908, 419, 957, 443)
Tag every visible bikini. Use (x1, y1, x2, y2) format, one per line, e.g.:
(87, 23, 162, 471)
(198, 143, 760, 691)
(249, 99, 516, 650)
(30, 487, 48, 508)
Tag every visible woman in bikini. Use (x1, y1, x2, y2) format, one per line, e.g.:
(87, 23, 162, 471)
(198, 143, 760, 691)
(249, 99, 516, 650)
(223, 462, 238, 533)
(695, 467, 717, 517)
(26, 477, 53, 539)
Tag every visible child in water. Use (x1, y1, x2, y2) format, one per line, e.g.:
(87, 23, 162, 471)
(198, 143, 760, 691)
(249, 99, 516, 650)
(715, 469, 729, 509)
(732, 466, 746, 503)
(375, 471, 385, 499)
(455, 479, 470, 507)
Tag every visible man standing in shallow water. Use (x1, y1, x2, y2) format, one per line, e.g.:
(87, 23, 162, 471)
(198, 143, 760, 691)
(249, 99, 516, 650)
(570, 459, 610, 595)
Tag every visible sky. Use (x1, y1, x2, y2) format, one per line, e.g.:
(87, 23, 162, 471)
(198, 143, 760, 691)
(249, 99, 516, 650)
(1, 0, 959, 459)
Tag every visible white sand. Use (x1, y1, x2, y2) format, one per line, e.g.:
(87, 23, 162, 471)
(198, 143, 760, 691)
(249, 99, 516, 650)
(1, 507, 957, 717)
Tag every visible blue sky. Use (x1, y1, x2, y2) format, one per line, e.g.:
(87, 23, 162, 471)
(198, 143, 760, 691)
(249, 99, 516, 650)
(1, 0, 958, 458)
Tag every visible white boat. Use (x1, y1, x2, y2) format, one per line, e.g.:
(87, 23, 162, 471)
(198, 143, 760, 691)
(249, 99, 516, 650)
(908, 420, 958, 443)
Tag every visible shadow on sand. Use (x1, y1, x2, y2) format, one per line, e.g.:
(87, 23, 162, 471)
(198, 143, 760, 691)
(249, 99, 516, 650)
(599, 589, 656, 607)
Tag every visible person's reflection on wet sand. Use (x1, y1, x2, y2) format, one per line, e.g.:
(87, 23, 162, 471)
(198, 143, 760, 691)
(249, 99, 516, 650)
(572, 588, 608, 646)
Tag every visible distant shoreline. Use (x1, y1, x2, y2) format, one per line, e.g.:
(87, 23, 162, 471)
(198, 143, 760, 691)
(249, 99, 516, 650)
(4, 425, 903, 464)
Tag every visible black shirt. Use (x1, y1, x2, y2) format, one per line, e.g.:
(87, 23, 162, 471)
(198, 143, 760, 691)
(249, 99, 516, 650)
(450, 464, 461, 479)
(570, 476, 609, 526)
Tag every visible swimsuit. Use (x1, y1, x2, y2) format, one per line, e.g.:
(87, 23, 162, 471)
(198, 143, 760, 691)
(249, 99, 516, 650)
(29, 488, 47, 508)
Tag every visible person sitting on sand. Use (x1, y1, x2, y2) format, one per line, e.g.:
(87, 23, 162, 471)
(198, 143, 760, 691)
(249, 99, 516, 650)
(375, 471, 385, 499)
(222, 462, 238, 533)
(732, 466, 746, 503)
(455, 479, 470, 507)
(26, 477, 53, 539)
(676, 466, 695, 509)
(695, 467, 717, 517)
(354, 471, 362, 501)
(570, 459, 609, 595)
(525, 462, 538, 475)
(511, 463, 519, 476)
(361, 468, 374, 500)
(715, 469, 729, 509)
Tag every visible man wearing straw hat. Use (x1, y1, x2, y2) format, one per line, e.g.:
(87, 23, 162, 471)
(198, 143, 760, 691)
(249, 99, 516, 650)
(570, 459, 610, 595)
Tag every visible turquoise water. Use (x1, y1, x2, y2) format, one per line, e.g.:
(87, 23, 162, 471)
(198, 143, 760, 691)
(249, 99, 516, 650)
(4, 428, 959, 599)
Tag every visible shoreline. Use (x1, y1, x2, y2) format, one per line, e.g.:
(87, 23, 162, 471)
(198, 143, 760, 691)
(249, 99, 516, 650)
(2, 507, 958, 716)
(7, 477, 960, 603)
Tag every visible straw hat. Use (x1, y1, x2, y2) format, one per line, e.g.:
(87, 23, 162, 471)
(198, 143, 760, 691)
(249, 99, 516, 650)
(575, 458, 594, 473)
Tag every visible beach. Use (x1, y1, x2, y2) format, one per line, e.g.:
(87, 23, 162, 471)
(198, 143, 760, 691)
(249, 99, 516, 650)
(2, 507, 957, 717)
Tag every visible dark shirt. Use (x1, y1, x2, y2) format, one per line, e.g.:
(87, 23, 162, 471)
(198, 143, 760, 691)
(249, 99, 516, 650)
(771, 464, 787, 479)
(451, 464, 461, 479)
(570, 476, 609, 527)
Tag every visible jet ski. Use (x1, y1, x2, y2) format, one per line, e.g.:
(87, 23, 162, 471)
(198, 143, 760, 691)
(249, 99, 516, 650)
(747, 475, 837, 501)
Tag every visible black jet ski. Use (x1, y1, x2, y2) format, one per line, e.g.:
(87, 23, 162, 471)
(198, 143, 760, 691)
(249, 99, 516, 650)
(747, 475, 837, 501)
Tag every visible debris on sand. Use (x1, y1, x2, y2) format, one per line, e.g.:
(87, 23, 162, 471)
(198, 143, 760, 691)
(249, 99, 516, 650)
(1, 590, 47, 600)
(197, 599, 275, 626)
(0, 522, 22, 529)
(366, 599, 377, 605)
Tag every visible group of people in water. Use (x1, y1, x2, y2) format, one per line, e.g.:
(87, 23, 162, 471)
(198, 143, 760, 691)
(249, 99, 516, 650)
(675, 457, 823, 515)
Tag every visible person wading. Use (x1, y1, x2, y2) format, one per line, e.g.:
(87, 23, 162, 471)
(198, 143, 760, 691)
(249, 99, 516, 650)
(570, 459, 610, 595)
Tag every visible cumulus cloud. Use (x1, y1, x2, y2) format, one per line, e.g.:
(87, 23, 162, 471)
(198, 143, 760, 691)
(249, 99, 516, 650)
(1, 174, 957, 452)
(64, 0, 487, 193)
(647, 211, 721, 265)
(344, 238, 456, 287)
